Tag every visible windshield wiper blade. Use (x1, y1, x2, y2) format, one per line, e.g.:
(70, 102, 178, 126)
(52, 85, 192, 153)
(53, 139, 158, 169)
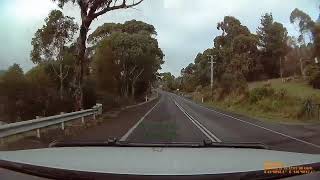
(202, 139, 268, 149)
(49, 139, 268, 149)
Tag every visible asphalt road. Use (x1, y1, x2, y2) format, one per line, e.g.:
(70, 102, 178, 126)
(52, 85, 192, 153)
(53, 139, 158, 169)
(123, 90, 320, 154)
(1, 91, 320, 180)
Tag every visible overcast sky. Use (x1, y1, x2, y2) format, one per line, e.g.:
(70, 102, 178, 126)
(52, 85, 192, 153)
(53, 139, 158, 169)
(0, 0, 319, 76)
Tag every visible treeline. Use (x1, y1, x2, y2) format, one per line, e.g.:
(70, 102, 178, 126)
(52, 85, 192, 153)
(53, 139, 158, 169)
(0, 10, 163, 123)
(167, 8, 320, 93)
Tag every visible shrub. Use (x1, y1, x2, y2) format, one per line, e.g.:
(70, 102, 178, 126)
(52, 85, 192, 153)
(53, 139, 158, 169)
(310, 72, 320, 89)
(305, 64, 320, 89)
(297, 97, 317, 119)
(82, 79, 97, 109)
(274, 88, 288, 100)
(219, 72, 248, 98)
(249, 87, 274, 103)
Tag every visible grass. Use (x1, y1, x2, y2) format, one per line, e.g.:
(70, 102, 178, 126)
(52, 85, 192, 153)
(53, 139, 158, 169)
(204, 100, 315, 125)
(193, 78, 320, 125)
(248, 78, 320, 99)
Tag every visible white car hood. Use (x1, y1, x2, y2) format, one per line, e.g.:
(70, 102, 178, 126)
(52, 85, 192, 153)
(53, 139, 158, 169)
(0, 147, 319, 175)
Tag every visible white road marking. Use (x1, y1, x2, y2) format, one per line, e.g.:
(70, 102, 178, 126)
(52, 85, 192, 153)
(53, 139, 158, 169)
(173, 99, 222, 142)
(120, 99, 161, 141)
(179, 95, 320, 149)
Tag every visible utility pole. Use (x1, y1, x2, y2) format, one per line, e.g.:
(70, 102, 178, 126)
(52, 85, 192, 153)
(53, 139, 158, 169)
(208, 55, 215, 97)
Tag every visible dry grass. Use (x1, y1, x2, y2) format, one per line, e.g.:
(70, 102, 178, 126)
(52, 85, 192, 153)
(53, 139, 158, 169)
(249, 78, 320, 99)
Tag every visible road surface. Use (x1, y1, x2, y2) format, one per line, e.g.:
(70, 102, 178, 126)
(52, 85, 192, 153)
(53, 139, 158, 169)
(121, 90, 320, 154)
(1, 90, 320, 180)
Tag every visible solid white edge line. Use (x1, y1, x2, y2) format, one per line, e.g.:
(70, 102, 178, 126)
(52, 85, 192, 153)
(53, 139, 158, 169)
(120, 99, 161, 141)
(173, 99, 221, 142)
(181, 96, 320, 149)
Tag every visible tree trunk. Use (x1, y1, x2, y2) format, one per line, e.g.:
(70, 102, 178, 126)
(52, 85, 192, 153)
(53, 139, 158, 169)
(59, 64, 63, 100)
(280, 56, 283, 82)
(131, 81, 135, 98)
(126, 83, 129, 98)
(74, 19, 91, 111)
(299, 58, 305, 80)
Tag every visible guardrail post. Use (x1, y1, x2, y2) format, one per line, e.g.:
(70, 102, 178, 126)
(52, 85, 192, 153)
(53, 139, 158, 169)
(0, 105, 104, 141)
(36, 116, 41, 138)
(98, 104, 102, 115)
(36, 129, 41, 138)
(81, 109, 85, 124)
(91, 105, 97, 120)
(81, 116, 85, 124)
(202, 97, 204, 103)
(60, 112, 65, 130)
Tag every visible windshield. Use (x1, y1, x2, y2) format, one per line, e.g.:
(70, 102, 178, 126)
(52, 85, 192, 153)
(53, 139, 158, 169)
(0, 0, 320, 179)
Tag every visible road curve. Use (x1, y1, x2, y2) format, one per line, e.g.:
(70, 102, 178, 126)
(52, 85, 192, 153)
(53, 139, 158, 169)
(124, 90, 320, 154)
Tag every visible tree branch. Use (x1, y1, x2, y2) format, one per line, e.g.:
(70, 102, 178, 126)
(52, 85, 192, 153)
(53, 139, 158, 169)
(133, 68, 144, 81)
(93, 0, 143, 18)
(129, 65, 137, 75)
(50, 62, 60, 78)
(62, 66, 70, 80)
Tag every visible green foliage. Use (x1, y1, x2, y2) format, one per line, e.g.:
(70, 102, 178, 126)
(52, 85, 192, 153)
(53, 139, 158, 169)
(51, 0, 144, 109)
(313, 24, 320, 58)
(290, 8, 315, 44)
(249, 87, 275, 103)
(298, 97, 318, 119)
(92, 20, 163, 98)
(310, 71, 320, 89)
(257, 13, 289, 78)
(220, 73, 248, 95)
(305, 64, 320, 89)
(88, 20, 156, 44)
(31, 10, 78, 63)
(161, 72, 177, 91)
(0, 63, 78, 123)
(179, 16, 260, 94)
(26, 64, 55, 87)
(93, 39, 119, 94)
(215, 16, 259, 79)
(82, 78, 97, 109)
(274, 88, 288, 100)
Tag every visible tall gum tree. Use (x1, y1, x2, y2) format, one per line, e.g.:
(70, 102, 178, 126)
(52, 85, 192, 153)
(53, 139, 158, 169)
(31, 10, 78, 101)
(52, 0, 144, 110)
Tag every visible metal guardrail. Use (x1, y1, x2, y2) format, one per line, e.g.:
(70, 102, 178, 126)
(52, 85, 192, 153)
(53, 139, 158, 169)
(0, 104, 102, 139)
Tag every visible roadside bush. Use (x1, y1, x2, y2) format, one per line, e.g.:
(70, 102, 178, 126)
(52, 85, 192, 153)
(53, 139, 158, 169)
(310, 72, 320, 89)
(82, 79, 97, 109)
(274, 88, 288, 100)
(297, 97, 317, 119)
(97, 93, 119, 110)
(249, 87, 274, 103)
(305, 64, 320, 89)
(219, 72, 248, 99)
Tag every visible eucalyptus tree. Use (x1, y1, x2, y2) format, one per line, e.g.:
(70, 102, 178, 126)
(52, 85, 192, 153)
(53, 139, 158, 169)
(257, 13, 289, 78)
(52, 0, 144, 109)
(90, 20, 163, 98)
(31, 10, 78, 100)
